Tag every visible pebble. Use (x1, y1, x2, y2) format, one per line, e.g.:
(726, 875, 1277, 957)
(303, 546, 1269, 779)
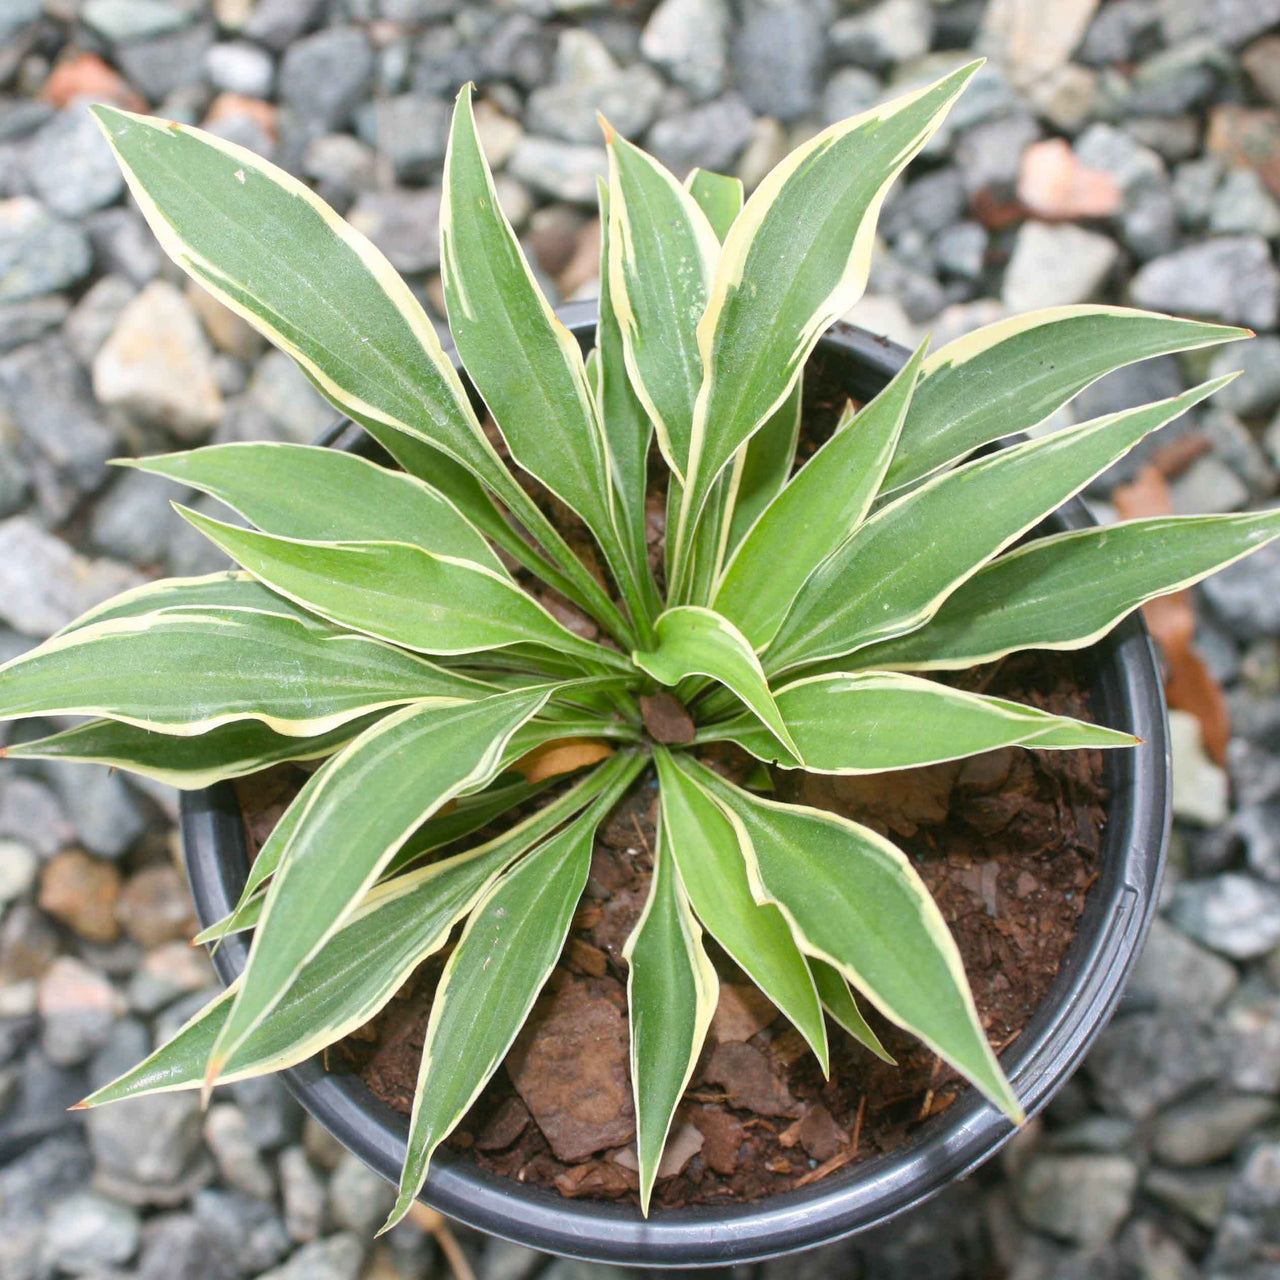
(84, 207, 162, 285)
(279, 1145, 328, 1242)
(1131, 235, 1280, 330)
(116, 23, 216, 103)
(257, 1232, 366, 1280)
(1167, 873, 1280, 959)
(22, 104, 124, 221)
(1202, 532, 1280, 643)
(1151, 1091, 1275, 1167)
(1168, 707, 1230, 826)
(87, 1089, 210, 1202)
(88, 464, 190, 567)
(81, 0, 191, 42)
(354, 93, 450, 184)
(1015, 1154, 1138, 1247)
(507, 135, 608, 204)
(831, 0, 934, 71)
(0, 296, 69, 354)
(93, 280, 224, 440)
(87, 1016, 150, 1091)
(1017, 137, 1121, 219)
(45, 762, 150, 861)
(37, 955, 124, 1066)
(328, 1151, 396, 1236)
(194, 1188, 291, 1274)
(732, 0, 825, 121)
(0, 839, 37, 906)
(346, 189, 442, 275)
(640, 0, 730, 100)
(1126, 916, 1238, 1014)
(115, 864, 195, 947)
(205, 40, 275, 99)
(134, 1211, 240, 1280)
(0, 197, 93, 303)
(1209, 167, 1280, 239)
(277, 27, 374, 131)
(1001, 221, 1119, 311)
(37, 849, 121, 944)
(0, 517, 143, 638)
(242, 0, 325, 52)
(1144, 1165, 1232, 1231)
(42, 1189, 140, 1274)
(204, 1103, 278, 1200)
(644, 93, 756, 177)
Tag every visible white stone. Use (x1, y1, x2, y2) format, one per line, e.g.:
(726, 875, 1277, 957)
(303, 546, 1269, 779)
(1001, 220, 1119, 311)
(1169, 708, 1229, 826)
(0, 840, 37, 905)
(93, 280, 223, 439)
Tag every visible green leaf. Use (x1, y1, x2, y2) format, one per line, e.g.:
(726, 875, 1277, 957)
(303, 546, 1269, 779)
(84, 760, 631, 1103)
(883, 305, 1253, 496)
(683, 756, 1022, 1123)
(441, 87, 631, 612)
(384, 752, 647, 1232)
(623, 808, 718, 1215)
(634, 607, 799, 758)
(701, 671, 1137, 771)
(684, 168, 744, 243)
(808, 958, 893, 1064)
(175, 507, 630, 670)
(716, 339, 927, 649)
(724, 375, 802, 557)
(2, 712, 386, 789)
(90, 107, 515, 501)
(0, 609, 479, 735)
(605, 129, 719, 483)
(205, 688, 552, 1087)
(654, 748, 828, 1070)
(357, 414, 633, 640)
(126, 444, 507, 574)
(850, 511, 1280, 672)
(765, 376, 1236, 674)
(594, 179, 661, 635)
(670, 62, 979, 583)
(56, 571, 316, 636)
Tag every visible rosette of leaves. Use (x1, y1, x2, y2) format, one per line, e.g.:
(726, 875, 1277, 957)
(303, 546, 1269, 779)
(4, 63, 1278, 1227)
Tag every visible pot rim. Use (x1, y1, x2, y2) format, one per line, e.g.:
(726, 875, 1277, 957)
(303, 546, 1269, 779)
(181, 304, 1171, 1267)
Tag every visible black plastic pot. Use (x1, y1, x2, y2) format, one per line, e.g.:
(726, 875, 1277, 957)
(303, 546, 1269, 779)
(182, 303, 1171, 1268)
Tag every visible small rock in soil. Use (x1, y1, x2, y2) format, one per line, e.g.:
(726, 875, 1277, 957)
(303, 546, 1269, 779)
(710, 982, 778, 1043)
(507, 974, 635, 1163)
(702, 1040, 803, 1119)
(780, 1103, 849, 1162)
(691, 1104, 746, 1175)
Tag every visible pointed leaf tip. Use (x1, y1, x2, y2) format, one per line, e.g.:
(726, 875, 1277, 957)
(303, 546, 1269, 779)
(597, 111, 615, 144)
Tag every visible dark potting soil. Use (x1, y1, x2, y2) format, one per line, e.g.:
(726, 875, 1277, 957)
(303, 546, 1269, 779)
(234, 649, 1109, 1210)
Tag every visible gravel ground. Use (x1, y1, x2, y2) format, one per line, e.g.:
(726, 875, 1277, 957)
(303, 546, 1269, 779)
(3, 0, 1280, 1276)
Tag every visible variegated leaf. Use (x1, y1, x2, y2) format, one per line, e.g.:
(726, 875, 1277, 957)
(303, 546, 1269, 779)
(684, 168, 743, 242)
(808, 958, 893, 1063)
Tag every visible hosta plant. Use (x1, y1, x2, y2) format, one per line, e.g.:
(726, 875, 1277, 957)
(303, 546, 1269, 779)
(5, 61, 1279, 1228)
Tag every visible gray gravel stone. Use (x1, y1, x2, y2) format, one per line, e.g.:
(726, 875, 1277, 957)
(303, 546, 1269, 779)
(0, 517, 142, 638)
(22, 105, 123, 220)
(242, 0, 325, 51)
(1152, 1091, 1276, 1167)
(0, 296, 69, 353)
(0, 1045, 86, 1154)
(733, 0, 825, 121)
(1160, 0, 1280, 49)
(933, 220, 988, 281)
(42, 1190, 140, 1274)
(87, 1089, 207, 1194)
(204, 1103, 277, 1200)
(81, 0, 191, 41)
(1125, 916, 1239, 1012)
(135, 1212, 240, 1280)
(1085, 1010, 1229, 1120)
(0, 1132, 93, 1280)
(1167, 873, 1280, 959)
(640, 0, 730, 100)
(88, 464, 191, 567)
(345, 188, 442, 274)
(231, 1074, 303, 1151)
(1209, 337, 1280, 418)
(1129, 235, 1280, 330)
(258, 1232, 365, 1280)
(278, 27, 374, 131)
(1015, 1155, 1138, 1246)
(0, 838, 36, 905)
(1144, 1165, 1233, 1231)
(354, 93, 449, 184)
(116, 23, 216, 103)
(822, 66, 883, 124)
(43, 761, 150, 860)
(507, 135, 608, 203)
(526, 59, 663, 146)
(645, 92, 755, 177)
(1210, 167, 1280, 239)
(87, 1016, 150, 1092)
(1237, 801, 1280, 883)
(194, 1188, 291, 1273)
(0, 776, 72, 858)
(329, 1151, 395, 1236)
(0, 197, 92, 303)
(83, 208, 162, 286)
(830, 0, 933, 70)
(1202, 522, 1280, 643)
(279, 1144, 328, 1242)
